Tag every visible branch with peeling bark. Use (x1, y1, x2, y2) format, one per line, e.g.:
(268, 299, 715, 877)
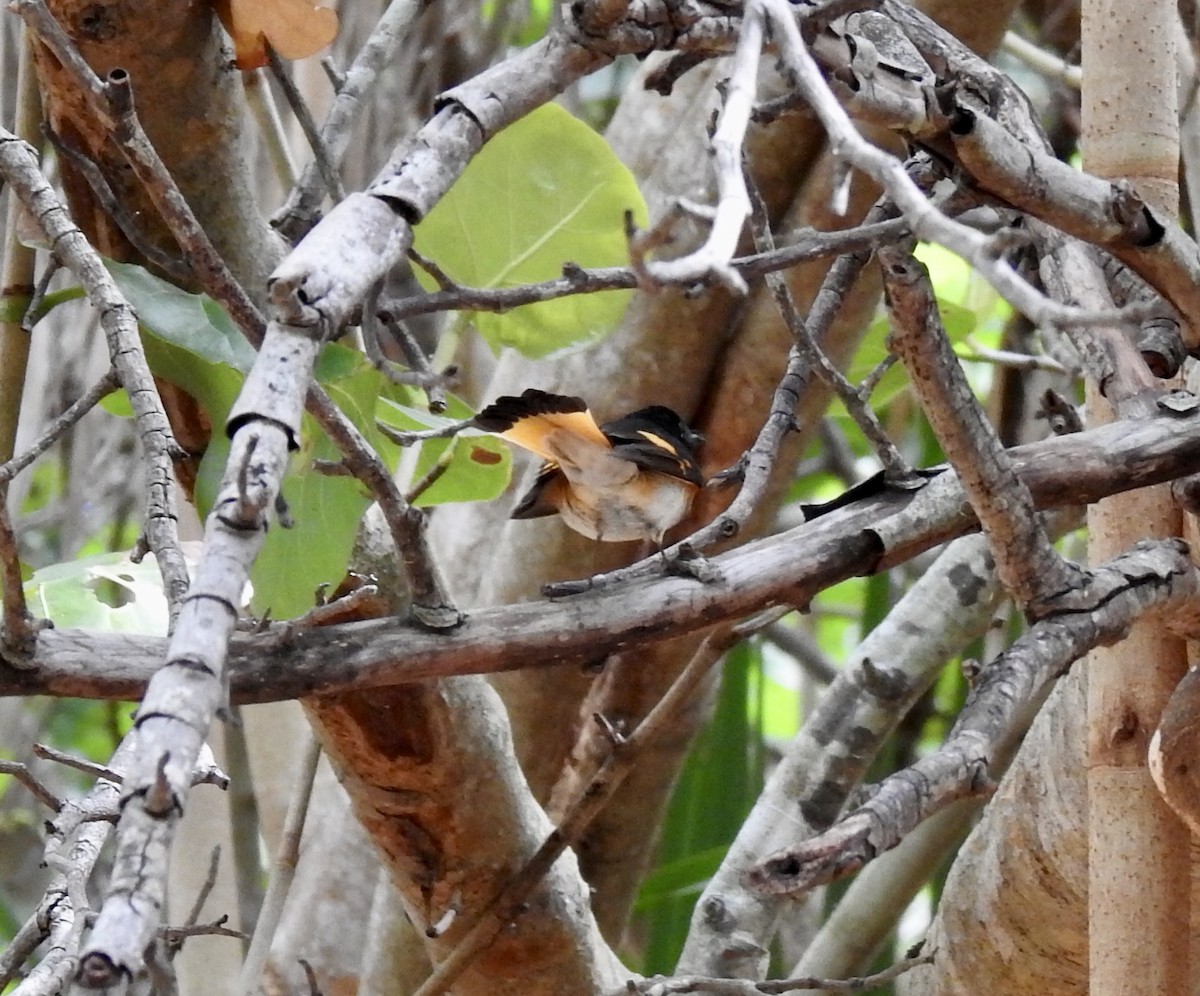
(749, 539, 1200, 897)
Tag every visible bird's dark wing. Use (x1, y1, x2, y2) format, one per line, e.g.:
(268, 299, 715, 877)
(601, 406, 704, 486)
(510, 464, 568, 519)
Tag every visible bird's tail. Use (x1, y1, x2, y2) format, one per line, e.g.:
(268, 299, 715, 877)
(474, 389, 608, 462)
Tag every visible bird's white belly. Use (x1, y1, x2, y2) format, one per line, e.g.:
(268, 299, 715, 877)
(558, 477, 695, 543)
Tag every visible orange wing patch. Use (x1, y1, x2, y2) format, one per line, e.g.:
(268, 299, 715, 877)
(498, 411, 609, 462)
(215, 0, 338, 70)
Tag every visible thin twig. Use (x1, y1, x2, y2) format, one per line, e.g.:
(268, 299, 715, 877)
(404, 447, 454, 504)
(245, 69, 301, 190)
(1001, 31, 1081, 88)
(273, 0, 427, 240)
(623, 949, 933, 994)
(266, 47, 344, 203)
(0, 759, 62, 811)
(378, 308, 448, 414)
(44, 126, 192, 282)
(361, 284, 450, 412)
(750, 179, 912, 482)
(0, 370, 120, 483)
(306, 384, 459, 628)
(33, 742, 124, 783)
(634, 0, 765, 292)
(377, 418, 475, 447)
(237, 734, 321, 996)
(167, 846, 224, 959)
(299, 957, 323, 996)
(389, 217, 908, 325)
(958, 337, 1069, 375)
(161, 915, 246, 947)
(0, 127, 190, 619)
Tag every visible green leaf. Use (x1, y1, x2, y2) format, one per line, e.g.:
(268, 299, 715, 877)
(377, 395, 512, 507)
(24, 551, 193, 636)
(412, 102, 648, 358)
(0, 286, 85, 326)
(108, 261, 257, 373)
(100, 389, 135, 418)
(249, 344, 384, 619)
(106, 261, 250, 514)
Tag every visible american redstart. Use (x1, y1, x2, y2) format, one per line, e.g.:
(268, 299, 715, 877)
(474, 389, 705, 544)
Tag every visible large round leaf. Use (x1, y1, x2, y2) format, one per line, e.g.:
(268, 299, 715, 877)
(412, 102, 648, 358)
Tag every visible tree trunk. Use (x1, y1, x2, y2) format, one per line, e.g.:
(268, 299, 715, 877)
(1081, 2, 1189, 994)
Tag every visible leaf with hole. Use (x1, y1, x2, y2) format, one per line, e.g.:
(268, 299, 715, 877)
(24, 551, 197, 636)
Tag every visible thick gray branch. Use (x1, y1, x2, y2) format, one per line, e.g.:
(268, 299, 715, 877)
(749, 539, 1199, 896)
(8, 409, 1200, 705)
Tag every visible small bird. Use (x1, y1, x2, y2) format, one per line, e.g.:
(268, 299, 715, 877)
(474, 389, 704, 544)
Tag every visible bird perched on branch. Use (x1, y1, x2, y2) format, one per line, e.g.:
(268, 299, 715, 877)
(474, 389, 704, 544)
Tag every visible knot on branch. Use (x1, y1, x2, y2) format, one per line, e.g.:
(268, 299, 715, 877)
(77, 951, 123, 989)
(565, 0, 738, 59)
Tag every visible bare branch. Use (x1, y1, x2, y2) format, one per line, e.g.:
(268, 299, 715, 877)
(625, 949, 933, 994)
(760, 0, 1143, 334)
(880, 246, 1087, 615)
(238, 734, 321, 994)
(32, 742, 124, 783)
(635, 0, 764, 292)
(9, 410, 1200, 705)
(305, 385, 457, 628)
(749, 539, 1199, 896)
(411, 616, 767, 996)
(0, 370, 120, 484)
(266, 47, 345, 205)
(753, 189, 911, 482)
(0, 758, 62, 811)
(0, 132, 188, 619)
(273, 0, 427, 240)
(167, 846, 225, 960)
